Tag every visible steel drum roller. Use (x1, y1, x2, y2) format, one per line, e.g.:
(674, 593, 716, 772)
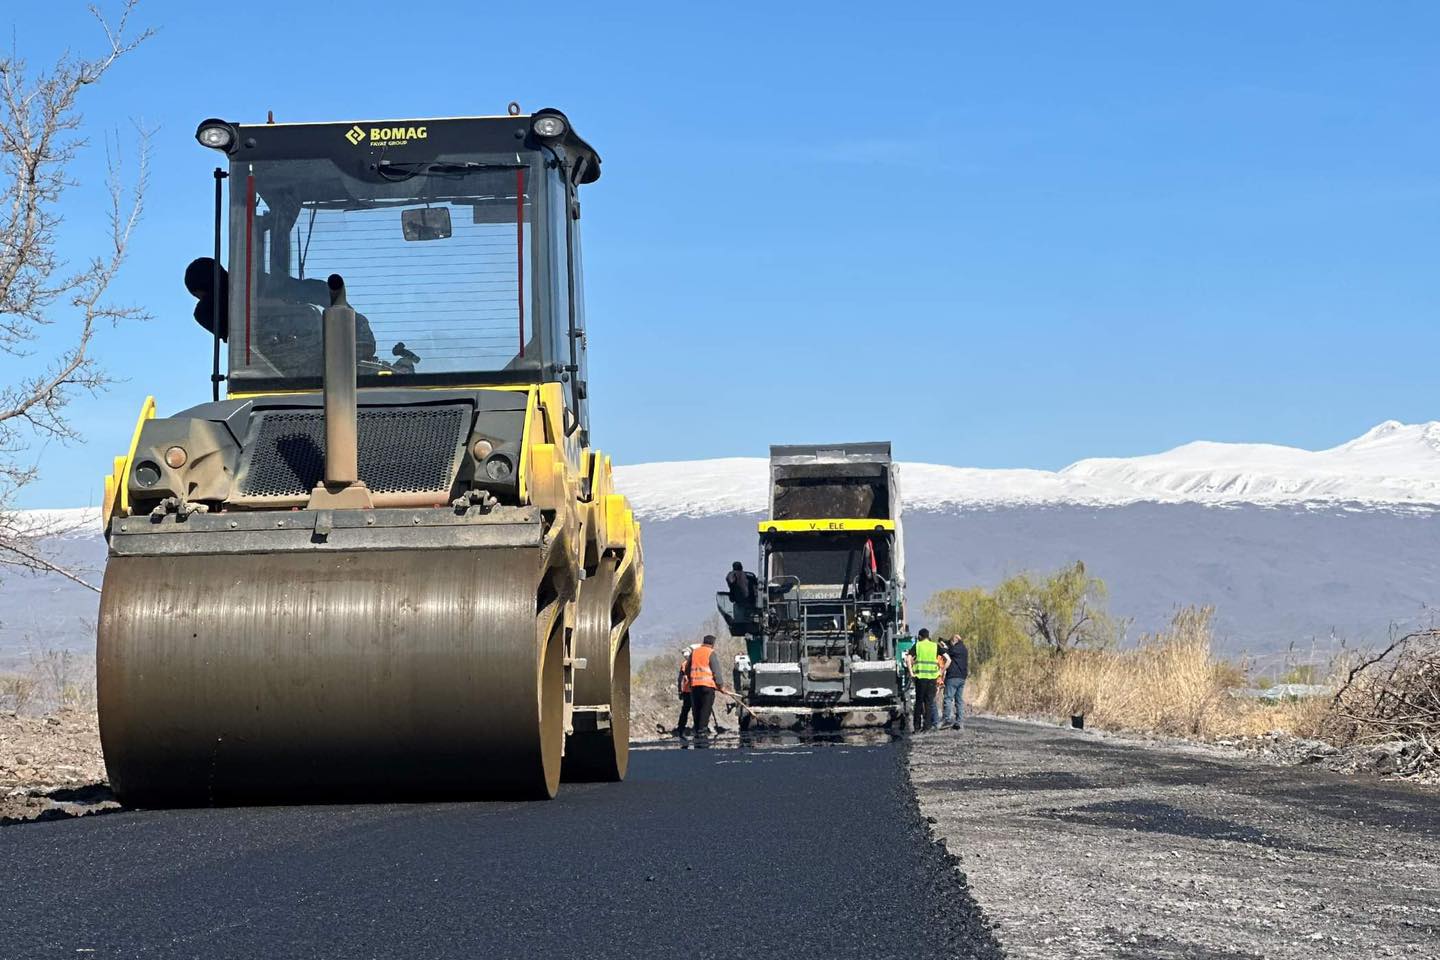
(97, 546, 564, 804)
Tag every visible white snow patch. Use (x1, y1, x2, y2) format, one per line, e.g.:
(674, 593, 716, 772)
(613, 458, 769, 520)
(1061, 420, 1440, 506)
(617, 421, 1440, 520)
(3, 506, 103, 538)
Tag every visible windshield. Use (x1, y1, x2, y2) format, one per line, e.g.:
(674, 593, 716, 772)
(227, 153, 544, 385)
(767, 533, 894, 587)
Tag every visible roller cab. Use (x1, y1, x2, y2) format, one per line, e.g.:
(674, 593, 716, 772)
(97, 109, 642, 805)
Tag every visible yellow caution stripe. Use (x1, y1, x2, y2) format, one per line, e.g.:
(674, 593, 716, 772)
(757, 518, 895, 533)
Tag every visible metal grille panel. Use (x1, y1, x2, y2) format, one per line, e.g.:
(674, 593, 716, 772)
(238, 405, 468, 500)
(764, 638, 802, 662)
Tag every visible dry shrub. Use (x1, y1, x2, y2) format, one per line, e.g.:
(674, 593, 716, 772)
(1053, 607, 1229, 735)
(1225, 694, 1331, 740)
(27, 649, 95, 712)
(1, 671, 38, 712)
(972, 606, 1331, 740)
(0, 649, 96, 714)
(967, 645, 1053, 716)
(1325, 630, 1440, 771)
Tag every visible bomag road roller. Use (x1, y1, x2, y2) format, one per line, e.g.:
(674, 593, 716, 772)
(97, 108, 642, 804)
(718, 443, 910, 731)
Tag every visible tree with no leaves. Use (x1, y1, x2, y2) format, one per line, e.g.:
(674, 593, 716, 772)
(0, 1, 152, 590)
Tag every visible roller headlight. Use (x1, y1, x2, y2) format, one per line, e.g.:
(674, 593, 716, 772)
(532, 115, 566, 139)
(133, 460, 161, 487)
(195, 121, 236, 150)
(484, 454, 514, 482)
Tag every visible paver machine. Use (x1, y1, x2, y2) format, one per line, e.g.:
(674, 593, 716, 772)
(96, 108, 642, 804)
(718, 443, 909, 730)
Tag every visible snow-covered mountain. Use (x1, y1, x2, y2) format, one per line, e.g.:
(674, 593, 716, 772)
(1059, 420, 1440, 507)
(24, 421, 1440, 532)
(3, 421, 1438, 667)
(619, 420, 1440, 519)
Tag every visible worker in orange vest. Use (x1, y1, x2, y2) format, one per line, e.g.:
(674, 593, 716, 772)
(672, 643, 697, 736)
(685, 634, 727, 739)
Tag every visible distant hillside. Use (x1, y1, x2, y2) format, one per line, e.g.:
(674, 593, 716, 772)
(635, 502, 1440, 656)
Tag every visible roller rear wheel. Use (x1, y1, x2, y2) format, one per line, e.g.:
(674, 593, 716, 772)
(563, 558, 630, 782)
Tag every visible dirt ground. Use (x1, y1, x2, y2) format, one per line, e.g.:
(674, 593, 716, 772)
(0, 710, 114, 823)
(912, 717, 1440, 960)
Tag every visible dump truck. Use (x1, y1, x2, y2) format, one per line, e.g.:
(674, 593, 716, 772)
(96, 108, 642, 804)
(717, 443, 909, 730)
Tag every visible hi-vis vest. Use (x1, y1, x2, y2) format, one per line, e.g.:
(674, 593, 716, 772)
(688, 646, 717, 689)
(679, 650, 693, 694)
(911, 639, 941, 680)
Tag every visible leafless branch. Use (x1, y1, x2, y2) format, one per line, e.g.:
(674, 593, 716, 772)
(1326, 629, 1440, 775)
(0, 537, 98, 591)
(1330, 631, 1421, 707)
(0, 0, 151, 582)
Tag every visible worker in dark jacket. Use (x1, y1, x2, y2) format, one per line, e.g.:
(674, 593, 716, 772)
(725, 561, 757, 608)
(940, 634, 970, 730)
(686, 635, 727, 739)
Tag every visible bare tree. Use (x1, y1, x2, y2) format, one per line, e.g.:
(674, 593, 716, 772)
(0, 1, 152, 590)
(995, 560, 1116, 655)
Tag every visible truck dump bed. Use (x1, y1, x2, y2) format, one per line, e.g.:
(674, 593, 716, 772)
(767, 442, 904, 587)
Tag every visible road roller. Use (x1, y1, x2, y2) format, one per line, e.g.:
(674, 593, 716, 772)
(97, 108, 643, 804)
(718, 443, 910, 731)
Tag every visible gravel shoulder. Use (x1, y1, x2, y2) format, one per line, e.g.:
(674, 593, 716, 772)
(0, 711, 114, 824)
(912, 717, 1440, 960)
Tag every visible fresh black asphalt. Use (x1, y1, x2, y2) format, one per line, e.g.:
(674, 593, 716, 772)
(0, 738, 1003, 960)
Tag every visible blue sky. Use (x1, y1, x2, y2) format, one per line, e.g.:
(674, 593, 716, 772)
(5, 1, 1438, 507)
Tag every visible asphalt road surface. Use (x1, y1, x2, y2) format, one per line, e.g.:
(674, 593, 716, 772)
(1, 737, 1001, 960)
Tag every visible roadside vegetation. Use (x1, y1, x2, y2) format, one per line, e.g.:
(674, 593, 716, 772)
(1, 648, 103, 817)
(1, 648, 95, 714)
(928, 563, 1438, 780)
(1326, 628, 1440, 778)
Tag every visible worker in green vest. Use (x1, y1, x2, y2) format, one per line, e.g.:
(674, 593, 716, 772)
(904, 628, 947, 732)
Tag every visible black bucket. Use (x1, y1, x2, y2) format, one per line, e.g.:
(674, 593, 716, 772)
(1070, 714, 1085, 730)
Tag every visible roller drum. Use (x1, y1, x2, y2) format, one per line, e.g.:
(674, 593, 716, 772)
(97, 546, 564, 805)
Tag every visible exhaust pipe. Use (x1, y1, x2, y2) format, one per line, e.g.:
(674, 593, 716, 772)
(323, 274, 359, 485)
(306, 274, 373, 510)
